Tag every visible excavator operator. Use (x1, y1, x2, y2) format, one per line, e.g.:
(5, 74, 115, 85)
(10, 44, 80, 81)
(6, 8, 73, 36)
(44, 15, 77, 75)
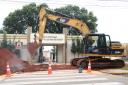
(84, 35, 98, 53)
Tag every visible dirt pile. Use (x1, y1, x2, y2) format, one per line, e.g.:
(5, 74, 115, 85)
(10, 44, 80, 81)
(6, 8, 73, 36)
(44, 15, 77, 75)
(0, 47, 77, 75)
(24, 64, 77, 72)
(0, 48, 28, 75)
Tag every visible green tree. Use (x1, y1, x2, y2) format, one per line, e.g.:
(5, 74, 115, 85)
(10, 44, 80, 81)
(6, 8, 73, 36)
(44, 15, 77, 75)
(0, 29, 3, 33)
(80, 39, 84, 53)
(71, 39, 77, 58)
(71, 37, 84, 58)
(55, 5, 98, 35)
(76, 37, 81, 57)
(0, 31, 15, 50)
(1, 31, 7, 48)
(3, 3, 48, 34)
(3, 4, 98, 34)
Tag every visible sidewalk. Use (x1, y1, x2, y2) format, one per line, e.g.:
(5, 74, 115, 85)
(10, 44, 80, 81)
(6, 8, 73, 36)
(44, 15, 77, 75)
(99, 69, 128, 75)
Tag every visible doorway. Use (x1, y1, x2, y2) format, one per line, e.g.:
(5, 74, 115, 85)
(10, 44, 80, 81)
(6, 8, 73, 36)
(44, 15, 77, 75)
(38, 45, 57, 63)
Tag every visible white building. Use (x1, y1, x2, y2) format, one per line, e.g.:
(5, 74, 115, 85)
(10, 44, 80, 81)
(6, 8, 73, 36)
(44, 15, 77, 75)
(0, 33, 80, 64)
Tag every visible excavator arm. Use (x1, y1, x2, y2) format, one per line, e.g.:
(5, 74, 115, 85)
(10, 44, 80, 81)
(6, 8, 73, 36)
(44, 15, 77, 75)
(38, 8, 47, 45)
(47, 14, 90, 34)
(38, 8, 90, 45)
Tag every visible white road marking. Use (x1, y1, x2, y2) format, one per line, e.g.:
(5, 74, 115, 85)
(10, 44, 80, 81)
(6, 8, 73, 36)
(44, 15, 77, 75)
(0, 70, 126, 85)
(0, 78, 108, 85)
(13, 72, 96, 77)
(71, 82, 125, 85)
(4, 75, 97, 81)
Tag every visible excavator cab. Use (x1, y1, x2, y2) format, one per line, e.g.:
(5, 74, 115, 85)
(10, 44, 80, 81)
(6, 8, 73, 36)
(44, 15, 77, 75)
(83, 33, 124, 55)
(83, 34, 111, 54)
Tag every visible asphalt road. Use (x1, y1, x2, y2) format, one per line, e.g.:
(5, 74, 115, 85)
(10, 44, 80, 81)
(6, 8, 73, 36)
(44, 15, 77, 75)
(0, 70, 128, 85)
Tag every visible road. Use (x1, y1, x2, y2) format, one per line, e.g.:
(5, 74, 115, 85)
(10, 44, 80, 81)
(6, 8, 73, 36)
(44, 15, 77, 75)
(0, 70, 128, 85)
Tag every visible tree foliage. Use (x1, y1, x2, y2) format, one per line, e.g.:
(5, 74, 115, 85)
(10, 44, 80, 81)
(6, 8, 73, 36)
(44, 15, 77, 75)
(71, 39, 77, 58)
(3, 3, 48, 34)
(0, 31, 15, 50)
(71, 37, 85, 58)
(3, 3, 98, 34)
(76, 37, 84, 57)
(1, 31, 7, 48)
(0, 29, 3, 33)
(55, 5, 98, 34)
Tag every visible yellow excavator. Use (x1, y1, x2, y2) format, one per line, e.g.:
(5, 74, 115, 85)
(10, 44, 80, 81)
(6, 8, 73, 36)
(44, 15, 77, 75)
(35, 7, 125, 68)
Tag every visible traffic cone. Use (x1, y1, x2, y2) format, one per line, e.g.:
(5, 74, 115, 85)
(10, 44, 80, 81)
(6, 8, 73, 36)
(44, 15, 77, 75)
(87, 60, 92, 73)
(6, 63, 12, 77)
(48, 64, 52, 75)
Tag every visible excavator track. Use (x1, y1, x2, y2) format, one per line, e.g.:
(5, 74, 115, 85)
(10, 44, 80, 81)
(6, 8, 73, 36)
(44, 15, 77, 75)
(70, 57, 125, 69)
(70, 58, 81, 66)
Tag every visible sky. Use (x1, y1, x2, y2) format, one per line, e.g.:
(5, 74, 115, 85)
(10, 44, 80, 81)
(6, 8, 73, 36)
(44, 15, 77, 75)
(0, 0, 128, 43)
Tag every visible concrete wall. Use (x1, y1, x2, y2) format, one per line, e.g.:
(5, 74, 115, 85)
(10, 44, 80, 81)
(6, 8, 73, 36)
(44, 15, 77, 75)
(0, 33, 83, 64)
(57, 44, 65, 63)
(123, 43, 128, 56)
(66, 38, 74, 63)
(0, 34, 28, 46)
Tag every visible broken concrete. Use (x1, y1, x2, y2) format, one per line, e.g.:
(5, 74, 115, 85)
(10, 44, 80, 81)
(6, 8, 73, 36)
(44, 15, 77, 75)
(0, 48, 28, 74)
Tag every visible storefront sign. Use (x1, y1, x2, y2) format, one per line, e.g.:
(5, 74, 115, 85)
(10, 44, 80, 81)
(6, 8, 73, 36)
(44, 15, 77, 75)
(31, 33, 65, 44)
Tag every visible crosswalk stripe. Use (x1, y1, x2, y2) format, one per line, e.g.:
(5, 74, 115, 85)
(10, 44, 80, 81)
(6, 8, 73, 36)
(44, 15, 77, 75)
(4, 75, 97, 81)
(0, 70, 126, 85)
(71, 82, 125, 85)
(0, 78, 108, 85)
(13, 72, 96, 77)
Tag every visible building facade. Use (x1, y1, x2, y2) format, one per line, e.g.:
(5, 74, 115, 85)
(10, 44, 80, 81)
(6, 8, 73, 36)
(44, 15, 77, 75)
(0, 33, 81, 64)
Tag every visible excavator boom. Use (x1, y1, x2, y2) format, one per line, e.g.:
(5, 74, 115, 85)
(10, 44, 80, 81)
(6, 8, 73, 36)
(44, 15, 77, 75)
(38, 8, 90, 44)
(47, 14, 90, 35)
(38, 8, 47, 45)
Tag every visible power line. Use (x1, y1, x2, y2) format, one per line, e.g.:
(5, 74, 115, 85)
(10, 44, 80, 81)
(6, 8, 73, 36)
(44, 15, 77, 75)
(1, 0, 128, 8)
(1, 0, 32, 3)
(98, 0, 128, 2)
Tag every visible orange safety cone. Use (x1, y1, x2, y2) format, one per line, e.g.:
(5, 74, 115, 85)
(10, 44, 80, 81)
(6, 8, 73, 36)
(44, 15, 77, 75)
(87, 60, 92, 73)
(6, 63, 12, 77)
(48, 64, 52, 75)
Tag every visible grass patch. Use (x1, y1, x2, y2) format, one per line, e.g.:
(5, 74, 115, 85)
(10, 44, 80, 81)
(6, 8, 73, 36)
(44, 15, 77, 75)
(124, 59, 128, 62)
(121, 64, 128, 70)
(122, 67, 128, 70)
